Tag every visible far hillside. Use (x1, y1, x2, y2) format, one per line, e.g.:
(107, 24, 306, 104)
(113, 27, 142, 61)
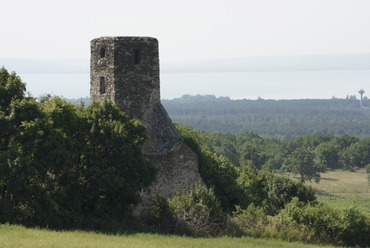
(162, 95, 370, 140)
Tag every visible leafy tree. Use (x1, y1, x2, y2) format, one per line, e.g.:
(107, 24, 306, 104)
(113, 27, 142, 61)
(286, 147, 325, 183)
(0, 67, 25, 114)
(262, 155, 284, 172)
(237, 164, 269, 209)
(0, 67, 157, 229)
(239, 143, 267, 169)
(340, 137, 370, 168)
(314, 142, 340, 169)
(217, 140, 240, 166)
(1, 96, 83, 226)
(82, 100, 157, 222)
(334, 134, 359, 149)
(206, 132, 285, 170)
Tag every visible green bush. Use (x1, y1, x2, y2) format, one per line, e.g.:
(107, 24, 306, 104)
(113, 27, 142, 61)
(141, 184, 225, 237)
(237, 165, 316, 215)
(232, 204, 267, 231)
(141, 195, 178, 234)
(272, 198, 370, 247)
(265, 174, 316, 215)
(169, 183, 225, 237)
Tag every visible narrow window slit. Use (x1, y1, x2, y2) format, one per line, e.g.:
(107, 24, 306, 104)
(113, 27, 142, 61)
(100, 77, 106, 94)
(134, 50, 140, 64)
(100, 47, 106, 58)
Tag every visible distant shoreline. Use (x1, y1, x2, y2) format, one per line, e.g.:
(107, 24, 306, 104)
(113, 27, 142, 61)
(2, 53, 370, 74)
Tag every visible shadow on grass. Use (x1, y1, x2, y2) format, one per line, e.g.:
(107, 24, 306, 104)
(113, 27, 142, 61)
(319, 177, 338, 181)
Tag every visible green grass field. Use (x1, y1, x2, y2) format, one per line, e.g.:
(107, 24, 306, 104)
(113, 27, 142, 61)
(0, 224, 338, 248)
(284, 170, 370, 216)
(306, 170, 369, 196)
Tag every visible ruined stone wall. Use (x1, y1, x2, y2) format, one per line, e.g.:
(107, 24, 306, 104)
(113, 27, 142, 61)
(90, 37, 203, 206)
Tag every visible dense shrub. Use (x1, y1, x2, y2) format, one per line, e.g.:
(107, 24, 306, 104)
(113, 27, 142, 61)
(265, 173, 316, 214)
(272, 198, 370, 247)
(142, 184, 225, 237)
(231, 204, 268, 232)
(141, 195, 178, 234)
(237, 165, 316, 215)
(169, 184, 225, 236)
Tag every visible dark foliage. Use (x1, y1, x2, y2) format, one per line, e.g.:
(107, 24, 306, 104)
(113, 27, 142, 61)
(273, 198, 370, 247)
(0, 67, 156, 230)
(175, 124, 243, 212)
(237, 165, 316, 215)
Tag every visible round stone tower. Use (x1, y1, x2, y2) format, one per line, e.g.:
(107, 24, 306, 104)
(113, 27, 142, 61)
(90, 37, 203, 210)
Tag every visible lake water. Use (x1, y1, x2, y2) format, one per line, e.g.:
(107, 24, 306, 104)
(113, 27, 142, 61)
(19, 70, 370, 100)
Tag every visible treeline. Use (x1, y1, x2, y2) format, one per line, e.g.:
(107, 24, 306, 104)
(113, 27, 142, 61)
(162, 94, 370, 139)
(206, 132, 370, 173)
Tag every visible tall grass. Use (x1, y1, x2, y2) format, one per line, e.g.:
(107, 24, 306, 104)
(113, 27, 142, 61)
(0, 224, 338, 248)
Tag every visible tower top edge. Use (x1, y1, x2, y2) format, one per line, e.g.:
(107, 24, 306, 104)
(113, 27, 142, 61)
(91, 36, 158, 43)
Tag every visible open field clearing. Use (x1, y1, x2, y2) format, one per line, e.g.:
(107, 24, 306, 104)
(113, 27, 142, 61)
(282, 170, 370, 215)
(305, 170, 369, 196)
(0, 224, 339, 248)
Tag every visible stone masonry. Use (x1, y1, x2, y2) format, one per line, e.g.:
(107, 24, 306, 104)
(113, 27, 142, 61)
(90, 37, 203, 208)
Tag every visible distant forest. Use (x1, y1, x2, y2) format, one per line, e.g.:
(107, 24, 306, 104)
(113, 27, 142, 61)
(66, 94, 370, 140)
(161, 94, 370, 140)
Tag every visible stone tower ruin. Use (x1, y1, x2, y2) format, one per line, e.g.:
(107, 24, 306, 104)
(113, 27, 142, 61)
(90, 37, 202, 207)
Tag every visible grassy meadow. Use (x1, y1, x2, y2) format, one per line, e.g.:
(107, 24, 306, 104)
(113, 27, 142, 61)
(306, 170, 369, 195)
(285, 170, 370, 215)
(0, 224, 339, 248)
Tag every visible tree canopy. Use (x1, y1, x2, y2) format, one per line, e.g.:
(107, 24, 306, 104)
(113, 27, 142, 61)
(0, 67, 156, 230)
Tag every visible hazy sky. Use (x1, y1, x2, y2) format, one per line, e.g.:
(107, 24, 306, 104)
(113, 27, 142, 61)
(2, 0, 370, 62)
